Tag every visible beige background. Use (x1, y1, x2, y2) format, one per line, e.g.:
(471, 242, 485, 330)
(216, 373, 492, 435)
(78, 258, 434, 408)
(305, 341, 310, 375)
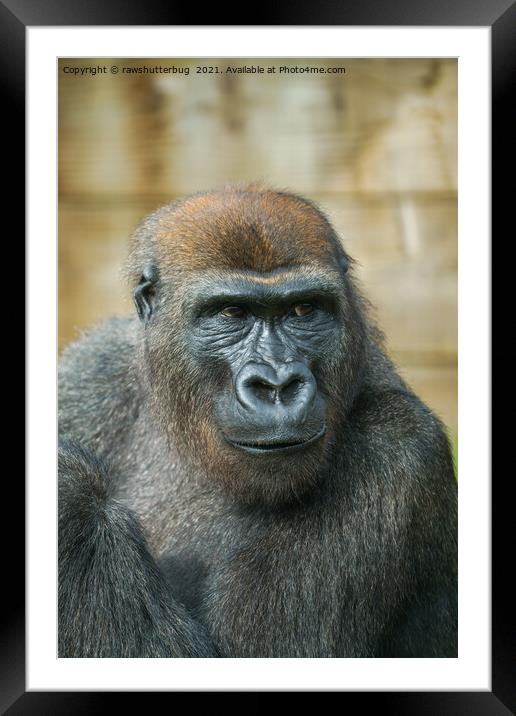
(58, 58, 457, 439)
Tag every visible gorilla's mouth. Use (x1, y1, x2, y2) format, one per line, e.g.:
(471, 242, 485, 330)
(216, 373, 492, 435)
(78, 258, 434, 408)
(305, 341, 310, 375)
(224, 426, 326, 454)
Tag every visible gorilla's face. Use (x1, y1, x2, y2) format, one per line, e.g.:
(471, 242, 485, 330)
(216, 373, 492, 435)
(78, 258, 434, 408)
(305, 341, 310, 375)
(131, 189, 367, 504)
(191, 269, 338, 455)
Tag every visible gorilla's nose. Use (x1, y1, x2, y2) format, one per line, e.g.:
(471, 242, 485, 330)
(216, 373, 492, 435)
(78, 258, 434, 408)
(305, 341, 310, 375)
(235, 362, 316, 420)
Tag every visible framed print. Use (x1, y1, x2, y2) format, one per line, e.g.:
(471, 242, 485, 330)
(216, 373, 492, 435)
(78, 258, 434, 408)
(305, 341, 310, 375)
(8, 0, 512, 711)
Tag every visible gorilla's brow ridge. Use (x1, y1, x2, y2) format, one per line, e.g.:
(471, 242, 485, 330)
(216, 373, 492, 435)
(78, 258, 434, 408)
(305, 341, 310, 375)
(188, 269, 343, 310)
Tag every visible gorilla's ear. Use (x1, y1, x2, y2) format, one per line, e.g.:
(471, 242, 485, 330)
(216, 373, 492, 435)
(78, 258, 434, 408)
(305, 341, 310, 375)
(133, 263, 159, 323)
(338, 254, 349, 275)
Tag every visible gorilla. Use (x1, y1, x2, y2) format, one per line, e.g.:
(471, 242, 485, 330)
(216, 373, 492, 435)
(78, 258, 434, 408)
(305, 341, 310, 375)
(58, 185, 457, 658)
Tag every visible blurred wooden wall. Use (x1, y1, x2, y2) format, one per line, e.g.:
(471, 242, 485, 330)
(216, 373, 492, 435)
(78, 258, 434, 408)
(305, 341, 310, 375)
(58, 58, 457, 434)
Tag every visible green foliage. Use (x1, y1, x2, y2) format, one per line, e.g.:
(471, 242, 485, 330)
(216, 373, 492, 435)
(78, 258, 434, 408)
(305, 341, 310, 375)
(448, 430, 458, 479)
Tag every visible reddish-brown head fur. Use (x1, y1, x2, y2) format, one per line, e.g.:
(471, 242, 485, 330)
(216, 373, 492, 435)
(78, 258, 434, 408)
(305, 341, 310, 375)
(127, 185, 345, 283)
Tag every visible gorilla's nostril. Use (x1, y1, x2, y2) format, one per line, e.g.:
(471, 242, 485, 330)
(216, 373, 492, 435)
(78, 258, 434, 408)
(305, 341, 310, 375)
(248, 375, 305, 405)
(279, 378, 304, 404)
(250, 380, 276, 404)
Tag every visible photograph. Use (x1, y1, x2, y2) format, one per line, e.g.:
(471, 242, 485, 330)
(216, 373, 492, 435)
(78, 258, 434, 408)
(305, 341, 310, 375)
(7, 7, 503, 706)
(57, 57, 458, 659)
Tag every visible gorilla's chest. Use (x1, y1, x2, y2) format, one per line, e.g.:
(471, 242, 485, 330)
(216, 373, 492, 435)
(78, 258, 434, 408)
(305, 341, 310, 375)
(124, 456, 392, 657)
(155, 497, 382, 657)
(204, 532, 347, 657)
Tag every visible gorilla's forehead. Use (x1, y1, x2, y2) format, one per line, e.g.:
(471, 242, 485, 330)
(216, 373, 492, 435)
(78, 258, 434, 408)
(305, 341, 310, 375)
(150, 189, 340, 273)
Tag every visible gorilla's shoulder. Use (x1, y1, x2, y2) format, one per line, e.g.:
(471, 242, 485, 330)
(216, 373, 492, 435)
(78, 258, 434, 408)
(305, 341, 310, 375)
(349, 384, 455, 484)
(58, 316, 141, 449)
(59, 315, 138, 378)
(352, 384, 449, 445)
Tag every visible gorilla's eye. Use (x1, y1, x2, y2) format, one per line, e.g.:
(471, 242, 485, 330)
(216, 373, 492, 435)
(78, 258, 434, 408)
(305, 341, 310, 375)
(292, 303, 314, 317)
(221, 306, 246, 318)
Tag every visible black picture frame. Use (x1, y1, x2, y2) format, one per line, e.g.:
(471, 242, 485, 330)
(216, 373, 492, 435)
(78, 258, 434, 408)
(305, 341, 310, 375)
(9, 0, 512, 711)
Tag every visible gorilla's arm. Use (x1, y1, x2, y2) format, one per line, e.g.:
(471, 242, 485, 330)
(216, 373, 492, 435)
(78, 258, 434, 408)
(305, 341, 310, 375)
(382, 483, 457, 657)
(348, 387, 458, 658)
(58, 441, 218, 657)
(379, 587, 457, 657)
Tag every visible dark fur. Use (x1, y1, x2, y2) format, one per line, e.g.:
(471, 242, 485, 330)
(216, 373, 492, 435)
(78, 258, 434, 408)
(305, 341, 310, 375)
(58, 186, 457, 657)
